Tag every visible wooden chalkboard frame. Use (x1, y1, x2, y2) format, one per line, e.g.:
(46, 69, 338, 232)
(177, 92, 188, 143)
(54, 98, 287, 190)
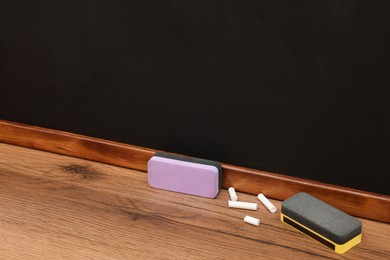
(1, 119, 389, 222)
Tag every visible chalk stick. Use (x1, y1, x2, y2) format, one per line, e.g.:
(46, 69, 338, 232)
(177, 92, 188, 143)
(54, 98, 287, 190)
(228, 200, 257, 210)
(228, 187, 238, 201)
(244, 216, 260, 226)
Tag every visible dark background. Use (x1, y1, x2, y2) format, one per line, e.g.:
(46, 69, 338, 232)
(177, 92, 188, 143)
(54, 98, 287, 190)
(1, 1, 389, 195)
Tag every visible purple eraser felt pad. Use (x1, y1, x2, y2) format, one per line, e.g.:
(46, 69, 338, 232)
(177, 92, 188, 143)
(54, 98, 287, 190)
(148, 156, 220, 198)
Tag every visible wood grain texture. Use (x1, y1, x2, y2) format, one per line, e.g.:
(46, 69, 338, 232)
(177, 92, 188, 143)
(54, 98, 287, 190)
(1, 119, 389, 222)
(0, 120, 155, 172)
(1, 143, 389, 259)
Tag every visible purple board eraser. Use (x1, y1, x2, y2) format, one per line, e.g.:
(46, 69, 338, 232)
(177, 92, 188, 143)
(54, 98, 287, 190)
(148, 152, 222, 198)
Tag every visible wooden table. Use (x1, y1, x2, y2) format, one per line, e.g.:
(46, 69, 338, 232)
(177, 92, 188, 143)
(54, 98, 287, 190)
(0, 143, 389, 259)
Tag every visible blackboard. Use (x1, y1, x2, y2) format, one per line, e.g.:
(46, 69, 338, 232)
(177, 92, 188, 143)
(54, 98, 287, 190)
(1, 1, 389, 195)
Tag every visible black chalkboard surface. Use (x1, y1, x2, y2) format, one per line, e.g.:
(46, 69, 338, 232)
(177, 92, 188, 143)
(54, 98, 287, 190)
(1, 1, 389, 195)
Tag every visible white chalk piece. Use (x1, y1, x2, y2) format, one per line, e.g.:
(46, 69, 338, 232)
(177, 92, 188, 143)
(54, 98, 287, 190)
(228, 187, 238, 201)
(244, 216, 260, 226)
(257, 193, 277, 213)
(228, 200, 257, 210)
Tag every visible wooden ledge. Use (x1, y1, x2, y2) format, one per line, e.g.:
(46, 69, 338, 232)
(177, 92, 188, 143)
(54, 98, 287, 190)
(1, 119, 389, 222)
